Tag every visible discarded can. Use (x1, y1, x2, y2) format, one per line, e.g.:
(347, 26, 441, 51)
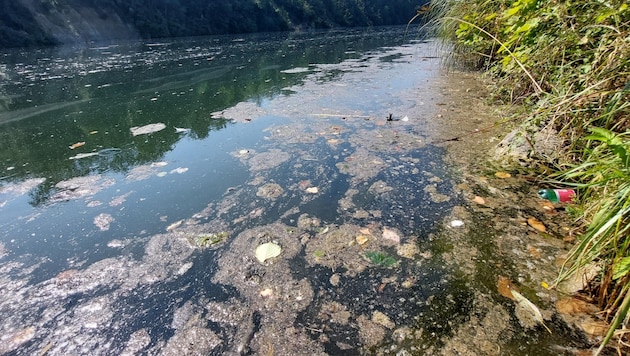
(538, 189, 575, 203)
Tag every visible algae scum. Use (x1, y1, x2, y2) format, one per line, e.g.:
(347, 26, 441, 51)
(0, 28, 576, 355)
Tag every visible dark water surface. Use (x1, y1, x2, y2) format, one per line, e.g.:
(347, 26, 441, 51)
(0, 28, 575, 355)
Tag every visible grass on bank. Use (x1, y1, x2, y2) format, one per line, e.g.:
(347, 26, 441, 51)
(415, 0, 629, 352)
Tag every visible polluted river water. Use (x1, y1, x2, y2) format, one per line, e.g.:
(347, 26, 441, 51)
(0, 27, 591, 355)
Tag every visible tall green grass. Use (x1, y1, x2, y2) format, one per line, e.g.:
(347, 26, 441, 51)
(421, 0, 630, 352)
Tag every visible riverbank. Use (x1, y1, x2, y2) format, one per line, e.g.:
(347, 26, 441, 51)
(429, 0, 629, 353)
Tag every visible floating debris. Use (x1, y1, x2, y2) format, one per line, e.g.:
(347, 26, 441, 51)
(382, 227, 401, 243)
(255, 242, 282, 263)
(69, 152, 99, 160)
(305, 187, 319, 194)
(94, 213, 114, 231)
(170, 167, 189, 174)
(69, 141, 85, 149)
(256, 183, 284, 199)
(166, 219, 184, 232)
(177, 262, 193, 275)
(130, 123, 166, 136)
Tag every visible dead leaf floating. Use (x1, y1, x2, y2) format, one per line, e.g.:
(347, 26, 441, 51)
(69, 141, 85, 149)
(255, 242, 282, 263)
(130, 123, 166, 136)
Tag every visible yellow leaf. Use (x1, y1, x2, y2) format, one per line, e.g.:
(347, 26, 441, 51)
(527, 217, 547, 232)
(495, 171, 511, 179)
(541, 281, 549, 289)
(356, 235, 369, 245)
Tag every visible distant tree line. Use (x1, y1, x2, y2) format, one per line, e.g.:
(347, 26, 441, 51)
(0, 0, 422, 48)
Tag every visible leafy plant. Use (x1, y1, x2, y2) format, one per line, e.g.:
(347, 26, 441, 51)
(195, 231, 229, 247)
(426, 0, 629, 352)
(365, 251, 397, 267)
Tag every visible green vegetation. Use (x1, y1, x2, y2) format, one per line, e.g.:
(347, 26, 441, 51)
(428, 0, 629, 352)
(195, 232, 229, 247)
(365, 251, 397, 267)
(0, 0, 421, 48)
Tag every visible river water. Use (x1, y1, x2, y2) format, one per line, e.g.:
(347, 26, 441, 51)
(0, 27, 582, 355)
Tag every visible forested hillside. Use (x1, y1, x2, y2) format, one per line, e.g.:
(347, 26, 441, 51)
(0, 0, 421, 48)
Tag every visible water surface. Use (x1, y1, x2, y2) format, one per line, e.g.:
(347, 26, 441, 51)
(0, 28, 575, 355)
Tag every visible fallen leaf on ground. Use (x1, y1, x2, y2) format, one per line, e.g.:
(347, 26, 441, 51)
(539, 200, 556, 212)
(511, 289, 552, 333)
(580, 321, 608, 336)
(495, 171, 511, 179)
(497, 276, 516, 300)
(556, 298, 599, 315)
(472, 196, 486, 205)
(356, 235, 369, 245)
(359, 228, 372, 235)
(255, 242, 282, 263)
(69, 142, 85, 149)
(527, 217, 547, 232)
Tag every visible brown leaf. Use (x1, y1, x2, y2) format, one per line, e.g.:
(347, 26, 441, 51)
(472, 195, 486, 205)
(527, 217, 547, 232)
(495, 171, 511, 179)
(556, 298, 599, 315)
(580, 321, 608, 336)
(527, 245, 542, 259)
(539, 200, 556, 212)
(69, 141, 86, 149)
(497, 276, 516, 300)
(356, 235, 369, 245)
